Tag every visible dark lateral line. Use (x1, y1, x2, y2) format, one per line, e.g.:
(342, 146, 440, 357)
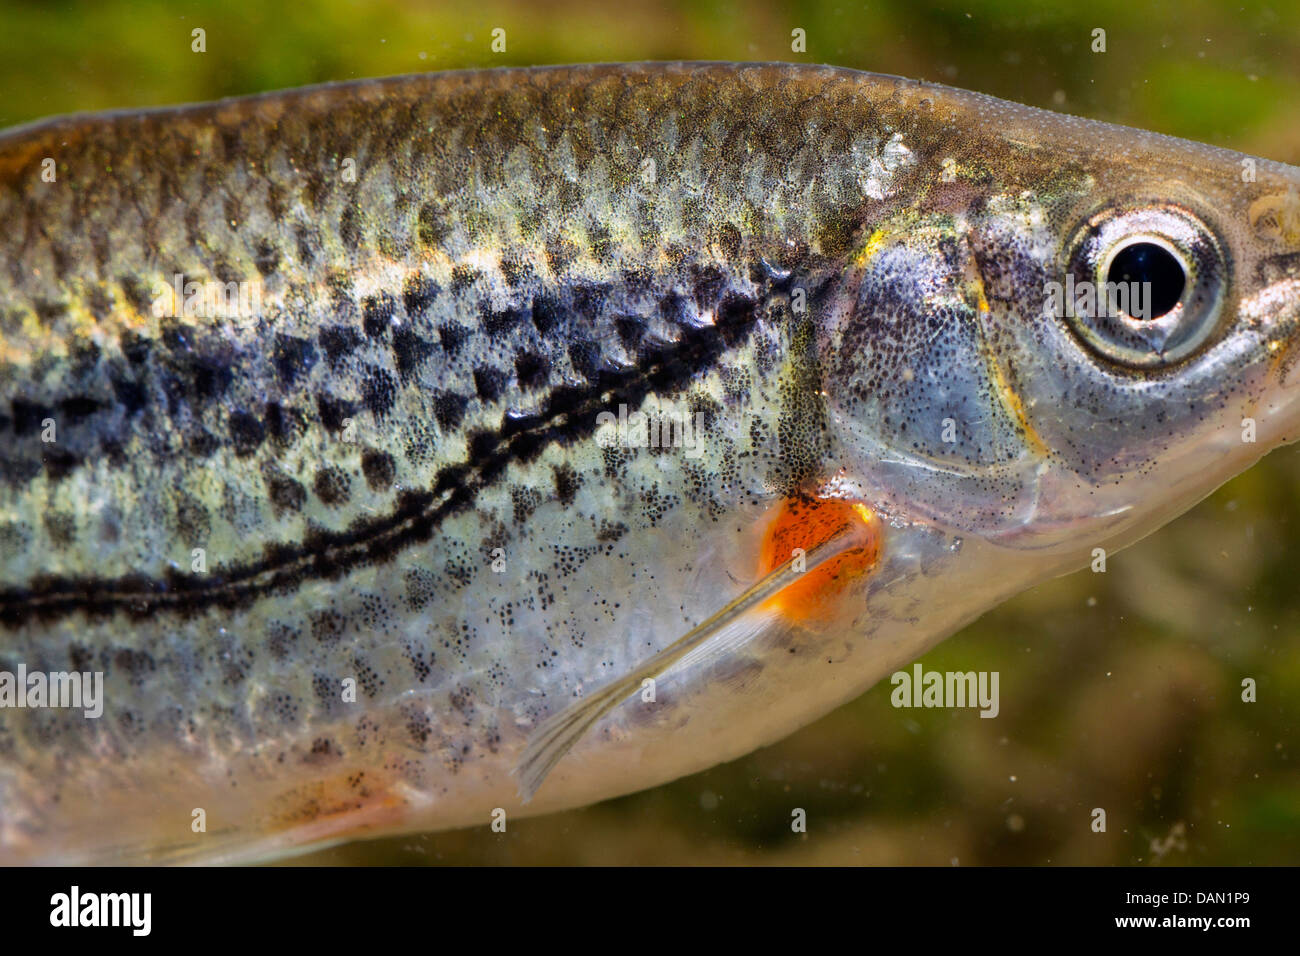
(0, 293, 762, 628)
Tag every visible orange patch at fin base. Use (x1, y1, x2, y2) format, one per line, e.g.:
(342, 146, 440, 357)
(759, 497, 881, 618)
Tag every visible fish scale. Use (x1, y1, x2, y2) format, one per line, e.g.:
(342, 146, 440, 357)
(0, 62, 1298, 863)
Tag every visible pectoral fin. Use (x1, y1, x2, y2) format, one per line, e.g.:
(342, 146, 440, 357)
(514, 496, 880, 801)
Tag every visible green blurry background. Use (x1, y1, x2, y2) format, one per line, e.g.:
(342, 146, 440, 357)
(4, 0, 1297, 864)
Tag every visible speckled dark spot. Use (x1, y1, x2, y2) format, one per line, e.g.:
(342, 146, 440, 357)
(264, 467, 307, 517)
(310, 609, 345, 644)
(266, 623, 299, 662)
(474, 366, 508, 403)
(175, 491, 211, 544)
(499, 255, 532, 288)
(319, 325, 363, 366)
(264, 401, 304, 446)
(112, 647, 156, 686)
(362, 294, 395, 340)
(531, 294, 561, 335)
(405, 567, 437, 610)
(545, 237, 578, 274)
(392, 327, 435, 381)
(362, 366, 397, 419)
(438, 323, 470, 356)
(10, 399, 51, 436)
(514, 351, 548, 389)
(316, 393, 357, 433)
(110, 376, 147, 417)
(434, 391, 468, 431)
(187, 430, 220, 458)
(314, 465, 351, 506)
(273, 334, 317, 386)
(484, 307, 527, 336)
(553, 462, 580, 506)
(360, 448, 395, 490)
(120, 332, 152, 366)
(450, 265, 480, 290)
(614, 316, 645, 351)
(228, 410, 265, 456)
(57, 395, 103, 422)
(568, 340, 600, 380)
(254, 239, 280, 276)
(403, 275, 439, 315)
(417, 202, 450, 247)
(42, 447, 80, 482)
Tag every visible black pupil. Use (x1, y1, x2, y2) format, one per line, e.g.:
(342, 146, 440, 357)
(1106, 242, 1186, 318)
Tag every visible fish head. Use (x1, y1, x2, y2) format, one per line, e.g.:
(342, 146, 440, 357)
(820, 88, 1300, 561)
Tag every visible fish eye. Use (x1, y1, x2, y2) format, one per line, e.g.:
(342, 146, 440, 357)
(1104, 240, 1185, 318)
(1060, 205, 1226, 368)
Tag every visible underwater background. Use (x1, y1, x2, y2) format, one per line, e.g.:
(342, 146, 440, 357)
(2, 0, 1297, 865)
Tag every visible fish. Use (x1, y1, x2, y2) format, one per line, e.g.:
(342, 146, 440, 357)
(0, 61, 1297, 864)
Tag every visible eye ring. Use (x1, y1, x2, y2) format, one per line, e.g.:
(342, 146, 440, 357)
(1058, 205, 1226, 369)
